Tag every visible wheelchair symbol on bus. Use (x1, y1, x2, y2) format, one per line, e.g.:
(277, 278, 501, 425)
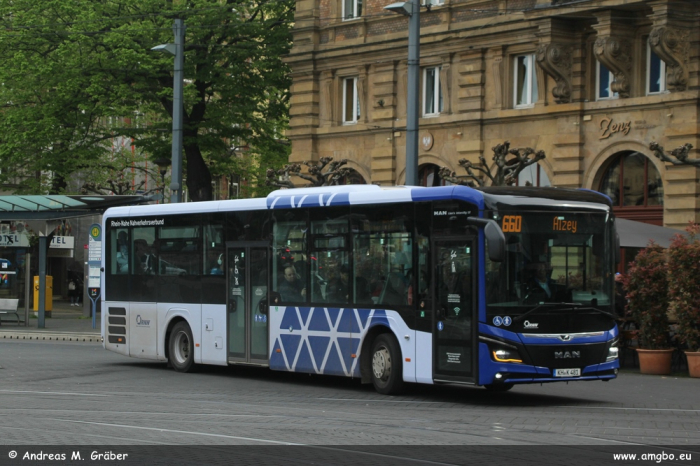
(437, 321, 444, 331)
(493, 316, 503, 326)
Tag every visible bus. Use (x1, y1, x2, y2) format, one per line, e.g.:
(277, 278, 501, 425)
(101, 184, 620, 394)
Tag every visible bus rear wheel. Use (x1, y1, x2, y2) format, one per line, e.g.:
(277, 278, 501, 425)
(370, 334, 404, 395)
(169, 322, 195, 372)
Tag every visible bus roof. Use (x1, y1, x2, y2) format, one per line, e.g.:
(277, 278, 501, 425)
(103, 185, 612, 219)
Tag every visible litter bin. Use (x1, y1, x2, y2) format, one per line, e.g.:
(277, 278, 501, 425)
(33, 275, 53, 316)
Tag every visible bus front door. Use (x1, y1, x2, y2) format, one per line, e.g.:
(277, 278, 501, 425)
(227, 242, 269, 365)
(432, 239, 476, 384)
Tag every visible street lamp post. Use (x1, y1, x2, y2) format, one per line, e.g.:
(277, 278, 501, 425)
(154, 158, 171, 204)
(385, 0, 420, 186)
(152, 18, 186, 203)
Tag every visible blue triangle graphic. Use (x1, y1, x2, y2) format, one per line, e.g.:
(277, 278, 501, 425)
(280, 334, 301, 367)
(280, 307, 302, 330)
(295, 340, 315, 373)
(357, 308, 371, 330)
(308, 336, 331, 369)
(327, 307, 341, 328)
(338, 337, 361, 376)
(298, 307, 312, 327)
(337, 308, 355, 333)
(308, 308, 330, 331)
(322, 341, 345, 376)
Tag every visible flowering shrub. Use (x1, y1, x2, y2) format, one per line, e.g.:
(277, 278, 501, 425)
(668, 223, 700, 352)
(623, 243, 669, 349)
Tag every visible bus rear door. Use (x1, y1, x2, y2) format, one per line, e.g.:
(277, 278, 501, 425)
(226, 242, 270, 365)
(432, 238, 477, 384)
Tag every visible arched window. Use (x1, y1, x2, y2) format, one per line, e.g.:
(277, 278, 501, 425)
(516, 163, 551, 187)
(598, 151, 663, 222)
(419, 164, 451, 187)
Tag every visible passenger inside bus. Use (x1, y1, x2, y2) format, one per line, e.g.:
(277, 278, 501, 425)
(210, 253, 224, 275)
(326, 264, 371, 304)
(135, 239, 156, 275)
(278, 264, 306, 302)
(116, 231, 129, 273)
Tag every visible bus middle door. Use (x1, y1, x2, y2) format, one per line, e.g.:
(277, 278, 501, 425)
(432, 238, 476, 384)
(227, 242, 270, 365)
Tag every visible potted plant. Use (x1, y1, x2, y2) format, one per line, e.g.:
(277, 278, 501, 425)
(623, 242, 672, 375)
(668, 223, 700, 377)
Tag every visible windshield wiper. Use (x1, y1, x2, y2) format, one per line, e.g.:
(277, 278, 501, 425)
(512, 302, 581, 323)
(574, 306, 617, 320)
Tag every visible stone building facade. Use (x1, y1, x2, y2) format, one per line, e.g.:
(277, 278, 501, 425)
(285, 0, 699, 230)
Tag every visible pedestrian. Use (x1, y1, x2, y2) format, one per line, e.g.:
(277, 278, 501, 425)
(68, 274, 79, 306)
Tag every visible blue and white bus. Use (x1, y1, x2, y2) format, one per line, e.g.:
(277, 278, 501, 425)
(101, 184, 620, 394)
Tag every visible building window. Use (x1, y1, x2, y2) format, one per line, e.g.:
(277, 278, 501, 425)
(419, 164, 451, 187)
(599, 152, 663, 208)
(513, 54, 538, 108)
(422, 0, 444, 6)
(336, 168, 366, 185)
(647, 45, 666, 95)
(423, 67, 443, 117)
(516, 163, 551, 187)
(596, 61, 617, 100)
(342, 77, 360, 124)
(343, 0, 362, 20)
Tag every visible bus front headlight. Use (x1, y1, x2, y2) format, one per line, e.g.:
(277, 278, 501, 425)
(492, 347, 523, 363)
(606, 346, 619, 362)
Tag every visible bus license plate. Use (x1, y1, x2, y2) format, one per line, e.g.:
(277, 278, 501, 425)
(554, 368, 581, 377)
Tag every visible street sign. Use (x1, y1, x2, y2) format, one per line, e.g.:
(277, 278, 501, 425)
(88, 224, 102, 288)
(88, 224, 102, 329)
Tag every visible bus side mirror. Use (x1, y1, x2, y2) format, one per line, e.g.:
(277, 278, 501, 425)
(467, 217, 505, 262)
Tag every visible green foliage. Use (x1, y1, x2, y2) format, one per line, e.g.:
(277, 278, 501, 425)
(668, 223, 700, 352)
(623, 243, 669, 349)
(0, 0, 293, 199)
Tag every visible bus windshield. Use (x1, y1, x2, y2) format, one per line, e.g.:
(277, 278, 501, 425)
(485, 210, 613, 314)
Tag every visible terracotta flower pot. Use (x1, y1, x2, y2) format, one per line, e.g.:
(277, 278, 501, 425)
(636, 348, 673, 375)
(686, 351, 700, 378)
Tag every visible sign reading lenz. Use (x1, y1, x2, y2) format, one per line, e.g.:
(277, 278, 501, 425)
(599, 117, 631, 139)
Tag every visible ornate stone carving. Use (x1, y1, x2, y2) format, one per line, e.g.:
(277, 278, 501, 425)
(536, 43, 573, 104)
(649, 26, 689, 92)
(594, 37, 633, 98)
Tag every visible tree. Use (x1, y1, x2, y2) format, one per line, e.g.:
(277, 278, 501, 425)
(265, 157, 353, 188)
(0, 0, 293, 200)
(438, 141, 546, 187)
(649, 142, 700, 167)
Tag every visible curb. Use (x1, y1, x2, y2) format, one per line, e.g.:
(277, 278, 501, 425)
(1, 332, 101, 343)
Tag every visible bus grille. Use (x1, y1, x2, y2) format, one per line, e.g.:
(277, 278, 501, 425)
(525, 343, 607, 369)
(107, 307, 127, 345)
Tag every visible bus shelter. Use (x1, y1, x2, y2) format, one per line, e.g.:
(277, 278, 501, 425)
(0, 195, 155, 328)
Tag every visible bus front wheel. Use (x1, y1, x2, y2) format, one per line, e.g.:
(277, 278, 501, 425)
(169, 322, 195, 372)
(370, 334, 404, 395)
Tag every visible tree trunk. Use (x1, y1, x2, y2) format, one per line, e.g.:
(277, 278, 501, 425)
(184, 142, 212, 202)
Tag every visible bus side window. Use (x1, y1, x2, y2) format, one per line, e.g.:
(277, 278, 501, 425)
(115, 230, 129, 274)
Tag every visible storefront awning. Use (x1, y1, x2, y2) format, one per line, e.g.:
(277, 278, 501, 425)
(616, 218, 688, 249)
(0, 195, 156, 220)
